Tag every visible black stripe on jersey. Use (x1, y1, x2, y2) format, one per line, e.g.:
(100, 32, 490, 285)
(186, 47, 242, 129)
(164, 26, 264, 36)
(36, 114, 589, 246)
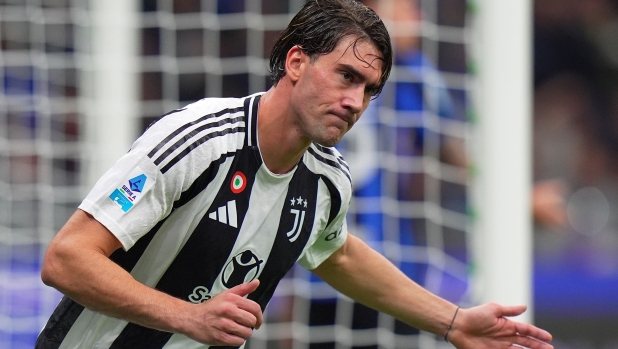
(312, 143, 350, 172)
(244, 95, 260, 147)
(320, 175, 343, 227)
(153, 115, 244, 166)
(160, 126, 245, 174)
(109, 219, 167, 271)
(147, 106, 244, 159)
(110, 147, 261, 349)
(247, 160, 319, 311)
(307, 146, 352, 184)
(172, 153, 235, 209)
(34, 297, 84, 349)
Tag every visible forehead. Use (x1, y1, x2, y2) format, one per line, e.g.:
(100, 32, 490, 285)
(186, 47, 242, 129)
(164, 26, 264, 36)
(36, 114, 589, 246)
(323, 36, 384, 76)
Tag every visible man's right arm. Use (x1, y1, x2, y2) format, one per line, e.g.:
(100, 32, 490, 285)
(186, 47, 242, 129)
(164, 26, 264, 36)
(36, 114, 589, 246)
(41, 209, 263, 346)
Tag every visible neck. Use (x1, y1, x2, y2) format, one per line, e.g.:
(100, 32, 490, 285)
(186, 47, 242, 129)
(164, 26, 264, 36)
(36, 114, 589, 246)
(257, 86, 311, 174)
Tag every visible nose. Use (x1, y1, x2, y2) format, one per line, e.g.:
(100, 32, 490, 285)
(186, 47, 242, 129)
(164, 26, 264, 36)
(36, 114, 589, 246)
(342, 85, 365, 116)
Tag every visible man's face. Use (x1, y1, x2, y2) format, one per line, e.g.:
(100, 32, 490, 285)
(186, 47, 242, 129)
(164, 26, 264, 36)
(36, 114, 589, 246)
(288, 36, 383, 147)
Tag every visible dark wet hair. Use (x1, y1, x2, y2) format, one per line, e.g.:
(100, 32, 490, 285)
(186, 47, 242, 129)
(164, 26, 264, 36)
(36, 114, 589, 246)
(269, 0, 392, 97)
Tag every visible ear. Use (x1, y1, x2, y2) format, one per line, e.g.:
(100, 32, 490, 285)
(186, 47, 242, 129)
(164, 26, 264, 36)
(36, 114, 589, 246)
(285, 45, 305, 82)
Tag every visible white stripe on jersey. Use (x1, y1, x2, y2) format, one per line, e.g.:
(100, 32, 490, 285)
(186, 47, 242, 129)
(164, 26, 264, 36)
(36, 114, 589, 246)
(247, 96, 256, 147)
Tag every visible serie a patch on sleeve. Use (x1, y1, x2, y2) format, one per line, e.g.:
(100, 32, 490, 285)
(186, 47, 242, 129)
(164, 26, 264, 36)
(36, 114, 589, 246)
(108, 166, 154, 213)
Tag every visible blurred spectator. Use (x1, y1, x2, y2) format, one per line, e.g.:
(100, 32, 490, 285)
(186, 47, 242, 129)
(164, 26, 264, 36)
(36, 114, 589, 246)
(534, 0, 618, 232)
(533, 0, 618, 345)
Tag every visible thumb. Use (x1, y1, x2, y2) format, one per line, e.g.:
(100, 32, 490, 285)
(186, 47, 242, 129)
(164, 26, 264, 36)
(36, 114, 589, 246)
(227, 279, 260, 297)
(499, 304, 527, 318)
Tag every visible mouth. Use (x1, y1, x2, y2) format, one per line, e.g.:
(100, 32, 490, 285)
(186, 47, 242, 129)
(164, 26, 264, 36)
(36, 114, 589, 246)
(331, 111, 355, 128)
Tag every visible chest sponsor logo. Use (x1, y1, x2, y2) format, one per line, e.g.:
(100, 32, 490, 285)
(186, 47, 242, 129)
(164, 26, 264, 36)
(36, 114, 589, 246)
(222, 250, 263, 288)
(287, 195, 308, 242)
(109, 167, 154, 212)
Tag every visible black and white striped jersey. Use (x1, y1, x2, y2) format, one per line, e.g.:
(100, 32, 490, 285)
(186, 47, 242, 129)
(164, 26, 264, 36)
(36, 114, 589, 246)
(36, 92, 352, 349)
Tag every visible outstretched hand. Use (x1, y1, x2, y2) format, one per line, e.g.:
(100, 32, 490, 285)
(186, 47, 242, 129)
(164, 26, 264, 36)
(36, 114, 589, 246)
(447, 303, 553, 349)
(183, 280, 263, 346)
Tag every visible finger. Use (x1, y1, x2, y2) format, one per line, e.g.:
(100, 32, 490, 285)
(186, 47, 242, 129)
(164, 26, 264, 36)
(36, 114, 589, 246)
(219, 317, 254, 340)
(499, 304, 527, 317)
(513, 334, 554, 349)
(225, 300, 259, 327)
(223, 280, 263, 329)
(211, 325, 250, 347)
(227, 279, 260, 297)
(236, 298, 264, 329)
(514, 322, 553, 343)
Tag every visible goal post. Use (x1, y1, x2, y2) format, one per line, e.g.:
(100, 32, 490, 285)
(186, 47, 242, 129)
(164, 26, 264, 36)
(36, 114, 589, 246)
(468, 0, 534, 322)
(82, 0, 140, 188)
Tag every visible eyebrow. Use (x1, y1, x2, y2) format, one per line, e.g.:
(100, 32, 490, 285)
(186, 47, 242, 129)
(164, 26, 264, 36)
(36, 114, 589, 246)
(339, 63, 380, 91)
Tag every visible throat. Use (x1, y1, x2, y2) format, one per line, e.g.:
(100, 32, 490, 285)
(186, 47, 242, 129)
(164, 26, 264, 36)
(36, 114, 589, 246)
(256, 87, 311, 174)
(258, 121, 310, 174)
(259, 141, 307, 175)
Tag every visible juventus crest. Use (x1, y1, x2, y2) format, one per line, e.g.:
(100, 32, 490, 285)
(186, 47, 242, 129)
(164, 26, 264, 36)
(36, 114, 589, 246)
(287, 195, 308, 242)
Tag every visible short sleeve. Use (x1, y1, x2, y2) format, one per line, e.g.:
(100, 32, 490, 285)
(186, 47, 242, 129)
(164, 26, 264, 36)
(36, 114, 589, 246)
(78, 151, 171, 250)
(297, 206, 349, 270)
(78, 99, 243, 250)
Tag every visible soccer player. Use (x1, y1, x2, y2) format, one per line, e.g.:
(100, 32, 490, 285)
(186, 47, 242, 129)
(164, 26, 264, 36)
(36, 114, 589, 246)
(36, 1, 554, 348)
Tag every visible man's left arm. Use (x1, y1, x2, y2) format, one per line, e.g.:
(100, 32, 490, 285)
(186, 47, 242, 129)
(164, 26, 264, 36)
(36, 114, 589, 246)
(311, 234, 456, 335)
(311, 234, 554, 349)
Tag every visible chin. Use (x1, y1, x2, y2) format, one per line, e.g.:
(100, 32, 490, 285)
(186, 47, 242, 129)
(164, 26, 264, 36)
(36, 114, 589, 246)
(314, 137, 341, 148)
(311, 128, 346, 147)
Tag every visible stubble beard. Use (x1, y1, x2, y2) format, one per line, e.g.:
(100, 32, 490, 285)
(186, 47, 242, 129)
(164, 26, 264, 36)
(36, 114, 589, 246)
(309, 125, 350, 148)
(296, 107, 351, 148)
(314, 139, 337, 147)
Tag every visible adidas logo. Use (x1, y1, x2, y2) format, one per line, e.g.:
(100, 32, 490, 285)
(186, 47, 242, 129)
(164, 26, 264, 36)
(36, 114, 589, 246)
(208, 200, 237, 228)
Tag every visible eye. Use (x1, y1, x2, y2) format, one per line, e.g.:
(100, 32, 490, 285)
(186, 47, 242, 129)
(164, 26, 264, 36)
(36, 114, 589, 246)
(342, 72, 353, 81)
(365, 86, 380, 97)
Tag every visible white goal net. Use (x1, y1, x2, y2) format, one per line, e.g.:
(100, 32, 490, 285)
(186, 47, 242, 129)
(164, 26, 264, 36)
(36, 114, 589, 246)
(0, 1, 87, 348)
